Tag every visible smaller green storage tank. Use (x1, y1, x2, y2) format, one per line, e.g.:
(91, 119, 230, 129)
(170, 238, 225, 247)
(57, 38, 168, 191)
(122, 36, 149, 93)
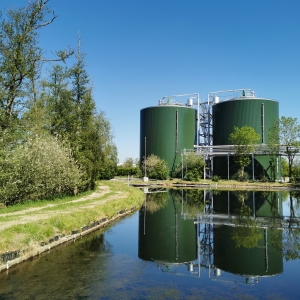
(140, 104, 196, 173)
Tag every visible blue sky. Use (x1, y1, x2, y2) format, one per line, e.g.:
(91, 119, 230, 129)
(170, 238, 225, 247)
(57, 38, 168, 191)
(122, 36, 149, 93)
(1, 0, 300, 163)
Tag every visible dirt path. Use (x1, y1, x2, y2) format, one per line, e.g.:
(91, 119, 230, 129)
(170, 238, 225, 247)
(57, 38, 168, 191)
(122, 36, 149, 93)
(0, 184, 128, 232)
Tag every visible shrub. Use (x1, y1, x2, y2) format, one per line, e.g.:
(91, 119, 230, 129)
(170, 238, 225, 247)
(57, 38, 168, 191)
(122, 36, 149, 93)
(141, 154, 169, 180)
(116, 166, 138, 176)
(184, 153, 205, 181)
(212, 175, 221, 182)
(0, 135, 85, 204)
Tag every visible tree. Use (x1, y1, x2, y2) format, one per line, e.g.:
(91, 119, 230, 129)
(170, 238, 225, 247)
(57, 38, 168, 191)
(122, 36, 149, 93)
(268, 117, 300, 179)
(229, 126, 260, 180)
(142, 154, 169, 180)
(0, 0, 72, 134)
(40, 41, 118, 187)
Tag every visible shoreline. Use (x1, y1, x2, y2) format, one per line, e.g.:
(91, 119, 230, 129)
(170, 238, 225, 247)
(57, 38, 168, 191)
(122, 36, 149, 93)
(0, 206, 138, 273)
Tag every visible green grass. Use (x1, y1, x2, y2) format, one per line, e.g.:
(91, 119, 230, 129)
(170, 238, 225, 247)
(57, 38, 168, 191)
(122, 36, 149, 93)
(0, 181, 145, 254)
(0, 189, 94, 215)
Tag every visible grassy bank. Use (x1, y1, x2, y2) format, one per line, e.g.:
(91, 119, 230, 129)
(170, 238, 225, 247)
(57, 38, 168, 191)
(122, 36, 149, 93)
(0, 181, 145, 256)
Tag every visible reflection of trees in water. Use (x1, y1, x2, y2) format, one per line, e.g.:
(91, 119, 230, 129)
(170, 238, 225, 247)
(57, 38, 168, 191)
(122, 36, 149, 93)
(231, 191, 263, 248)
(230, 190, 300, 258)
(178, 189, 205, 217)
(231, 193, 262, 249)
(232, 226, 263, 249)
(277, 191, 300, 261)
(77, 232, 113, 253)
(234, 190, 250, 206)
(144, 189, 206, 216)
(143, 192, 169, 213)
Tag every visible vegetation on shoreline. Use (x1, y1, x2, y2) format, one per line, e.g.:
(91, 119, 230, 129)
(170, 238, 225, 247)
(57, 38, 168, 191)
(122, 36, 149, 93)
(0, 181, 145, 254)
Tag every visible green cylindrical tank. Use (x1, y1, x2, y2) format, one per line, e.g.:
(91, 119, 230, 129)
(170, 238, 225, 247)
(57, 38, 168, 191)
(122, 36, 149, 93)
(212, 97, 279, 179)
(140, 105, 196, 173)
(138, 191, 197, 263)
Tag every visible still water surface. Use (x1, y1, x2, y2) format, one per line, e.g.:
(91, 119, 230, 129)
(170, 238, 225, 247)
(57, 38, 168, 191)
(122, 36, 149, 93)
(1, 189, 300, 299)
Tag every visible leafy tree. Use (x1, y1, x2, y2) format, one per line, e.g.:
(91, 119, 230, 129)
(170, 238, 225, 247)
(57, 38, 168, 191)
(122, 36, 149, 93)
(40, 42, 117, 187)
(0, 0, 72, 134)
(269, 117, 300, 178)
(229, 126, 260, 180)
(42, 65, 75, 138)
(142, 154, 169, 180)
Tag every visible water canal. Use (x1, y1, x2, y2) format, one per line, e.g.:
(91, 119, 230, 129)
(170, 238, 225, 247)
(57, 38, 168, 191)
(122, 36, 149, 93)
(1, 189, 300, 299)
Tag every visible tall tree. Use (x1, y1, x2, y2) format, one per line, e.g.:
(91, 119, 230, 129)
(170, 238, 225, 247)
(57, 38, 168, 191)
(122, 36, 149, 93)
(268, 117, 300, 178)
(229, 126, 260, 179)
(0, 0, 72, 134)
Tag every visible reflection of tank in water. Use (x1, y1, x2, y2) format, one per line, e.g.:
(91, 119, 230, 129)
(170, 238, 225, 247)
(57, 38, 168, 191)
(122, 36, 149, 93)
(210, 190, 283, 277)
(138, 190, 197, 264)
(213, 225, 283, 277)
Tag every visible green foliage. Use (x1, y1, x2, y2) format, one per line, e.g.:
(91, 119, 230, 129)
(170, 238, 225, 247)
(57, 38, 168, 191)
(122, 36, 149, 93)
(229, 126, 260, 180)
(0, 181, 145, 252)
(282, 158, 289, 177)
(122, 157, 139, 168)
(232, 226, 262, 248)
(142, 154, 169, 180)
(268, 117, 300, 178)
(0, 135, 84, 204)
(212, 175, 221, 182)
(181, 189, 205, 216)
(144, 192, 169, 213)
(0, 1, 117, 202)
(116, 166, 138, 176)
(172, 152, 205, 181)
(0, 0, 73, 133)
(231, 201, 262, 248)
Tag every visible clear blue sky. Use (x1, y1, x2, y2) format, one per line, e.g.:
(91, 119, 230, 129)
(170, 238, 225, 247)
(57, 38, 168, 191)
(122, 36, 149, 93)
(1, 0, 300, 163)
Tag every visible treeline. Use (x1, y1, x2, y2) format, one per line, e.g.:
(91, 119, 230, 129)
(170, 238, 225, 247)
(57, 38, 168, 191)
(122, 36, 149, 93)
(0, 1, 117, 204)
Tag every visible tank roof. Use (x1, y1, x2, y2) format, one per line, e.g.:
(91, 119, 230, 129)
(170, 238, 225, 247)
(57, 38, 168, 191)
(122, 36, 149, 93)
(219, 97, 278, 103)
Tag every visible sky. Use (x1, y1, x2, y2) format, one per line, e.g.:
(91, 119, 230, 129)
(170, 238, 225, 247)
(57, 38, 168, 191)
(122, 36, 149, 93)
(1, 0, 300, 163)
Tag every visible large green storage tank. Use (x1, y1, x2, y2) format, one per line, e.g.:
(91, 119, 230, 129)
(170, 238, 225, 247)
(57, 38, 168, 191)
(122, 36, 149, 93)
(212, 97, 279, 179)
(140, 104, 196, 173)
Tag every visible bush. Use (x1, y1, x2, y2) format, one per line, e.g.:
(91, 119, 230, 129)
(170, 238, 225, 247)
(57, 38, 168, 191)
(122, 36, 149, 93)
(116, 166, 139, 176)
(142, 154, 169, 180)
(184, 153, 205, 181)
(0, 135, 85, 204)
(261, 174, 269, 183)
(212, 175, 221, 182)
